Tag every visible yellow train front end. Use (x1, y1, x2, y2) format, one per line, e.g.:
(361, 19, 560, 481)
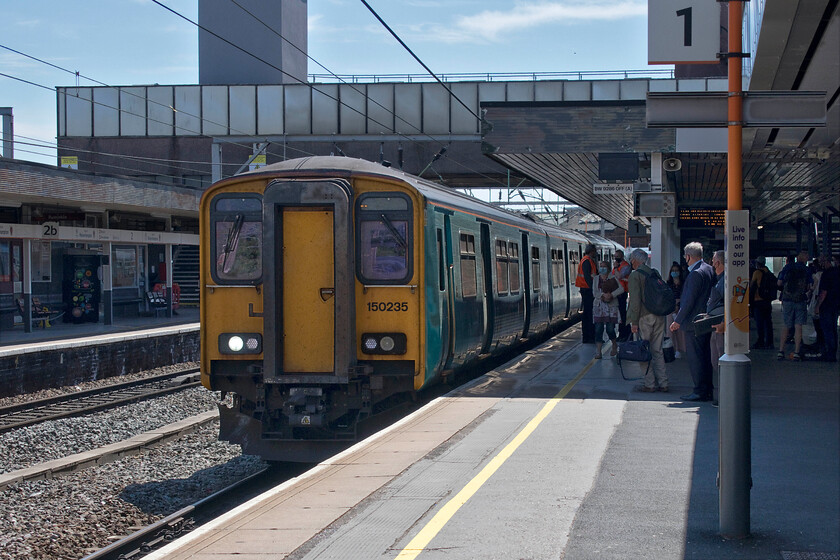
(200, 158, 425, 462)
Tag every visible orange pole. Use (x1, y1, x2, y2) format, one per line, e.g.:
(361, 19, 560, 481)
(728, 0, 743, 211)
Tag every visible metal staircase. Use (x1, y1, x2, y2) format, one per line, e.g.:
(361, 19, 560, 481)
(172, 245, 200, 307)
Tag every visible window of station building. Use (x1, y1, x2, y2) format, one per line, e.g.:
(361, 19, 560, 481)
(509, 242, 520, 294)
(211, 195, 263, 284)
(531, 246, 541, 292)
(459, 233, 477, 298)
(495, 239, 509, 294)
(356, 193, 412, 285)
(112, 246, 138, 288)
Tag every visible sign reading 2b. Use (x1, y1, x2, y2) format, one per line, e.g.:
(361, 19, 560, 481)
(648, 0, 721, 64)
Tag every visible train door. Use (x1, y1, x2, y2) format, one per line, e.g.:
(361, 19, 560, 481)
(521, 232, 531, 337)
(564, 242, 572, 317)
(262, 180, 355, 378)
(480, 222, 494, 354)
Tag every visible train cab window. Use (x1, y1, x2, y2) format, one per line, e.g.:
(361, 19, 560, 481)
(509, 242, 520, 294)
(356, 193, 412, 284)
(210, 195, 263, 284)
(459, 233, 477, 298)
(495, 240, 509, 294)
(531, 246, 541, 292)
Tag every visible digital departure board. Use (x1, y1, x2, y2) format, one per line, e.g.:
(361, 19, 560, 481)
(678, 207, 727, 228)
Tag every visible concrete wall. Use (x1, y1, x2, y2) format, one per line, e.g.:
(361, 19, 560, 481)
(0, 330, 200, 398)
(199, 0, 307, 85)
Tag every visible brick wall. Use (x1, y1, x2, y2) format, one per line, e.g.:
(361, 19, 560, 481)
(0, 331, 200, 398)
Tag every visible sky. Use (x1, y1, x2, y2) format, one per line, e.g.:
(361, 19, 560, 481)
(1, 0, 657, 166)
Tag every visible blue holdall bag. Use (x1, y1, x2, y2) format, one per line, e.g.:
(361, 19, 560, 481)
(616, 337, 651, 380)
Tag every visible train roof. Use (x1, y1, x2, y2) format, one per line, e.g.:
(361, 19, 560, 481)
(233, 156, 617, 248)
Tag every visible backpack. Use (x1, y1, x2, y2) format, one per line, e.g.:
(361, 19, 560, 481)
(782, 265, 808, 303)
(638, 268, 677, 316)
(757, 269, 778, 301)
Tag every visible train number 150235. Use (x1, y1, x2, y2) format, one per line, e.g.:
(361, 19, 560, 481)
(367, 302, 408, 312)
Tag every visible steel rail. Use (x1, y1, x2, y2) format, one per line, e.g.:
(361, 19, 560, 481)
(80, 467, 273, 560)
(0, 368, 201, 433)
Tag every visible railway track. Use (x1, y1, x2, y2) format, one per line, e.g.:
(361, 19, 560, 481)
(80, 465, 305, 560)
(0, 368, 201, 433)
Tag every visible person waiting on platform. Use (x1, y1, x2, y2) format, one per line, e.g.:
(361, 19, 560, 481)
(592, 259, 624, 359)
(611, 250, 632, 341)
(777, 251, 813, 361)
(576, 244, 598, 344)
(813, 255, 839, 362)
(666, 261, 686, 359)
(708, 250, 727, 407)
(671, 242, 716, 402)
(749, 256, 775, 350)
(627, 248, 668, 392)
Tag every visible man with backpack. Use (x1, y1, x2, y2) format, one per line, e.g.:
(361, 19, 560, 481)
(749, 256, 776, 349)
(777, 251, 814, 361)
(626, 248, 671, 392)
(670, 242, 716, 402)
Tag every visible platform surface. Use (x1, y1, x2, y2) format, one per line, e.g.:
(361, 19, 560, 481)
(143, 317, 839, 560)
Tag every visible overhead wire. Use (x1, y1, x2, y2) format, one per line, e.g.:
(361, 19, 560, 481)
(0, 45, 319, 169)
(3, 7, 531, 196)
(357, 0, 483, 122)
(221, 0, 519, 190)
(158, 0, 513, 189)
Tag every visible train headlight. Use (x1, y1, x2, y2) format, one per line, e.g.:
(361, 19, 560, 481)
(380, 336, 396, 352)
(361, 333, 406, 355)
(228, 336, 244, 352)
(219, 333, 263, 355)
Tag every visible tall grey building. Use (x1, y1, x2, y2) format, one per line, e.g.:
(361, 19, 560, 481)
(199, 0, 307, 85)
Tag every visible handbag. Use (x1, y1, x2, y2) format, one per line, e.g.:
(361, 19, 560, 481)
(599, 276, 619, 295)
(692, 313, 724, 337)
(616, 337, 651, 380)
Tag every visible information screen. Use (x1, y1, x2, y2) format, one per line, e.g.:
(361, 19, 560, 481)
(678, 207, 727, 228)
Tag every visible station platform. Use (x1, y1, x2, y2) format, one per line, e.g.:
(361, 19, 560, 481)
(0, 306, 199, 349)
(142, 320, 839, 560)
(0, 307, 200, 397)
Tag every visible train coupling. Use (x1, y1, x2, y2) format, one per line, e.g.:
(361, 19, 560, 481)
(284, 387, 327, 427)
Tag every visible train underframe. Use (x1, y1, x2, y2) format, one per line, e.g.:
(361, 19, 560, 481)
(212, 360, 415, 463)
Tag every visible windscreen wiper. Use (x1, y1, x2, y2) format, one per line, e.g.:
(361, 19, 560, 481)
(380, 214, 407, 251)
(221, 214, 244, 273)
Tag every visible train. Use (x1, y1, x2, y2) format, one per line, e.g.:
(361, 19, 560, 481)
(199, 156, 622, 462)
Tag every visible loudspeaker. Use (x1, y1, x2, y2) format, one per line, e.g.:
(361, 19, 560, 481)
(663, 158, 682, 172)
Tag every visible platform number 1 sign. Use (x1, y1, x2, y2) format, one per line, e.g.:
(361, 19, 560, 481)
(648, 0, 721, 64)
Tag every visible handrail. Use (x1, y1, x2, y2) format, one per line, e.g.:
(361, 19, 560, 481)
(308, 69, 676, 84)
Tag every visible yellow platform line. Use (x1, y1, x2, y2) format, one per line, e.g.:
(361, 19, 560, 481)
(394, 358, 595, 560)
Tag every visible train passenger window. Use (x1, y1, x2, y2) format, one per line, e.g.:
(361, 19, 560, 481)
(211, 195, 263, 284)
(531, 247, 541, 292)
(459, 233, 477, 298)
(356, 193, 412, 284)
(551, 249, 565, 288)
(509, 242, 520, 294)
(495, 240, 509, 294)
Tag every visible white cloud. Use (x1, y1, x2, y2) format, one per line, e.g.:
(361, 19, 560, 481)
(428, 1, 647, 44)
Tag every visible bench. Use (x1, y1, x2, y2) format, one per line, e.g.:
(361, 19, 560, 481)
(17, 298, 64, 329)
(146, 291, 167, 317)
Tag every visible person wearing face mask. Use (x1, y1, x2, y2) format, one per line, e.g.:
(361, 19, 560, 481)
(592, 259, 624, 359)
(612, 250, 632, 341)
(708, 250, 727, 407)
(666, 261, 686, 358)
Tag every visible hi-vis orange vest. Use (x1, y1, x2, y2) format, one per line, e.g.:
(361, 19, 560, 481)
(612, 260, 631, 292)
(575, 255, 596, 289)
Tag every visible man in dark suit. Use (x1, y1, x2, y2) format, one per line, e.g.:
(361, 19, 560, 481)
(670, 242, 716, 402)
